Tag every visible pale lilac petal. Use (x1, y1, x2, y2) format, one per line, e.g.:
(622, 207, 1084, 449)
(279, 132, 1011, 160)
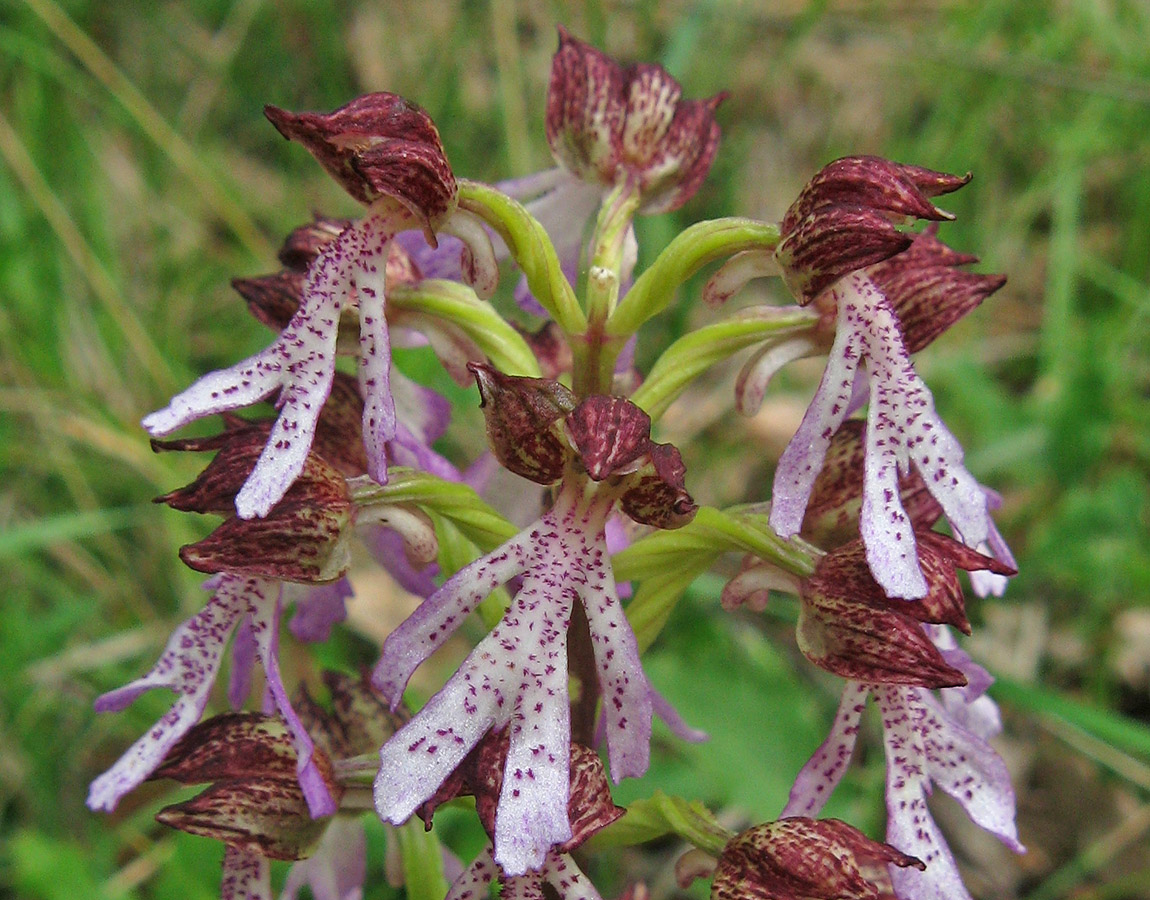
(445, 846, 499, 900)
(917, 691, 1024, 853)
(87, 576, 252, 811)
(355, 226, 397, 484)
(649, 684, 707, 743)
(781, 681, 868, 818)
(969, 515, 1015, 597)
(248, 581, 336, 817)
(872, 685, 970, 900)
(394, 231, 468, 281)
(362, 525, 440, 598)
(769, 311, 860, 538)
(543, 852, 604, 900)
(463, 451, 500, 495)
(581, 551, 652, 783)
(223, 847, 272, 900)
(288, 578, 354, 643)
(604, 514, 632, 599)
(281, 816, 366, 900)
(142, 357, 283, 436)
(389, 420, 461, 481)
(371, 531, 531, 705)
(735, 334, 818, 417)
(494, 560, 575, 873)
(498, 166, 569, 202)
(513, 175, 603, 315)
(228, 614, 258, 709)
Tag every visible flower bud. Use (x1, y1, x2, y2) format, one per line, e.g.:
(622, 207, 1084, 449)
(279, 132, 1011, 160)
(469, 362, 576, 484)
(265, 93, 457, 243)
(711, 817, 923, 900)
(798, 539, 969, 688)
(776, 156, 972, 305)
(619, 442, 697, 530)
(157, 423, 355, 583)
(798, 534, 1014, 687)
(152, 712, 342, 861)
(782, 156, 968, 234)
(565, 395, 654, 480)
(545, 27, 725, 213)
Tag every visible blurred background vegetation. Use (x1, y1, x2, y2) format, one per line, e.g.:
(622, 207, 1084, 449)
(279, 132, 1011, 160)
(2, 0, 1150, 897)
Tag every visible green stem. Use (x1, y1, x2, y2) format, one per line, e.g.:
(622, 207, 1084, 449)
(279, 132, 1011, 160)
(630, 309, 816, 420)
(389, 279, 541, 377)
(457, 179, 586, 335)
(608, 218, 780, 338)
(573, 182, 641, 396)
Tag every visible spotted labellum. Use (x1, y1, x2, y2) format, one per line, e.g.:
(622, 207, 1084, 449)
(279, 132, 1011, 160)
(373, 366, 696, 875)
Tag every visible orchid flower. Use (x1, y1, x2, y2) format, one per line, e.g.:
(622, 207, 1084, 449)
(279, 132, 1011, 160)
(754, 159, 1009, 599)
(87, 574, 336, 817)
(143, 94, 459, 518)
(783, 678, 1023, 900)
(373, 369, 696, 875)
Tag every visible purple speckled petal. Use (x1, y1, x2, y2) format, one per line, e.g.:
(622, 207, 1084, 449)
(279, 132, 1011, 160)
(372, 530, 531, 705)
(248, 582, 337, 816)
(363, 524, 440, 598)
(581, 547, 652, 783)
(87, 575, 254, 811)
(917, 690, 1024, 853)
(542, 851, 604, 900)
(835, 274, 988, 597)
(282, 816, 366, 900)
(874, 685, 972, 900)
(228, 615, 258, 710)
(288, 577, 354, 643)
(502, 873, 545, 900)
(494, 565, 574, 872)
(222, 847, 272, 900)
(445, 846, 499, 900)
(769, 311, 861, 538)
(781, 681, 868, 818)
(355, 223, 397, 485)
(144, 216, 395, 519)
(649, 683, 707, 743)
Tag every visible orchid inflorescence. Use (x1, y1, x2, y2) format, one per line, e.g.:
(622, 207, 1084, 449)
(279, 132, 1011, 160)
(90, 27, 1023, 900)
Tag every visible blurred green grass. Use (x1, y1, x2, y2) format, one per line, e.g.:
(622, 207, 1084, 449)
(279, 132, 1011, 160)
(3, 1, 1150, 897)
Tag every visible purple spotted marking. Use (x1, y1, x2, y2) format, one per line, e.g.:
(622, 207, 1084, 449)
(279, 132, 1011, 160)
(784, 672, 1022, 900)
(373, 480, 653, 876)
(770, 272, 989, 599)
(143, 215, 399, 519)
(87, 574, 336, 817)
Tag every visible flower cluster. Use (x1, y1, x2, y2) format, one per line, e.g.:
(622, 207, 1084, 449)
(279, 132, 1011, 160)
(88, 27, 1023, 900)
